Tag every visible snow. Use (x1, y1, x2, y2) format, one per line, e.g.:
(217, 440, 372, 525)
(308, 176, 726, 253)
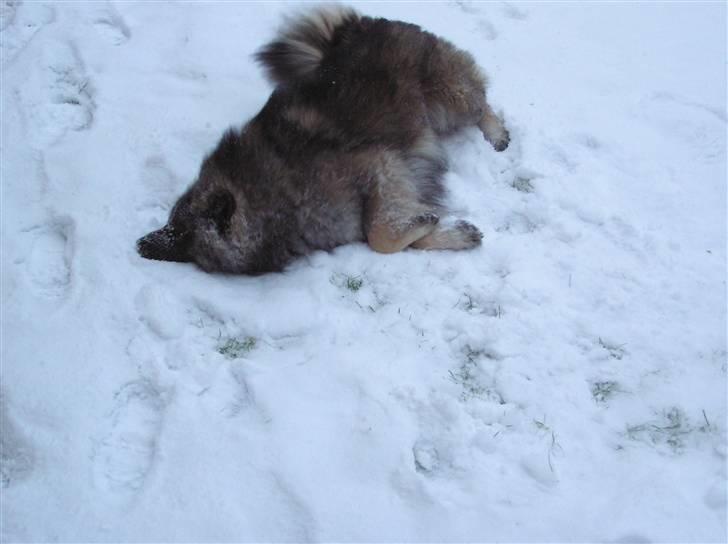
(1, 1, 726, 542)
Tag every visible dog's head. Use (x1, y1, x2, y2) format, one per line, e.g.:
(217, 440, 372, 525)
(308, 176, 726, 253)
(137, 130, 270, 274)
(136, 175, 252, 274)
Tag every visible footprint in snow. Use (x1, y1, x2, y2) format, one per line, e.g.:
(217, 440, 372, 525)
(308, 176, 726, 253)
(0, 1, 55, 66)
(543, 141, 578, 173)
(263, 472, 317, 542)
(413, 440, 440, 474)
(0, 1, 18, 31)
(217, 363, 258, 418)
(495, 210, 542, 235)
(452, 1, 480, 15)
(135, 155, 183, 222)
(501, 2, 529, 21)
(0, 393, 35, 488)
(168, 65, 208, 86)
(476, 19, 498, 41)
(637, 92, 726, 164)
(452, 1, 523, 39)
(451, 2, 499, 41)
(89, 4, 131, 46)
(574, 133, 604, 151)
(520, 454, 558, 488)
(134, 284, 187, 341)
(93, 380, 165, 497)
(25, 218, 74, 299)
(703, 480, 727, 512)
(18, 40, 95, 148)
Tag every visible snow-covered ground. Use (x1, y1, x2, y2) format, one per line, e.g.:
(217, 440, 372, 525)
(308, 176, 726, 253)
(1, 1, 726, 542)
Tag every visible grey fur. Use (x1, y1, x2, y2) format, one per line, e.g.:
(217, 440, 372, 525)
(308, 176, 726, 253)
(137, 5, 509, 274)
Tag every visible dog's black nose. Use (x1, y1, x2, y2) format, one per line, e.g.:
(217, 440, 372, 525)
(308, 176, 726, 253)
(136, 234, 158, 259)
(137, 225, 191, 263)
(137, 231, 167, 261)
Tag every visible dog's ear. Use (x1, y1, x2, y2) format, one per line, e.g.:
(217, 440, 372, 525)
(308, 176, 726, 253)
(137, 225, 192, 263)
(204, 190, 236, 233)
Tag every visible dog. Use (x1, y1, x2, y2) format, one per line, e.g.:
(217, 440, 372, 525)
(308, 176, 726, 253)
(137, 5, 509, 274)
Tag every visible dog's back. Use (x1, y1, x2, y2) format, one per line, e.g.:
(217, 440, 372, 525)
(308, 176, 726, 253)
(256, 8, 487, 148)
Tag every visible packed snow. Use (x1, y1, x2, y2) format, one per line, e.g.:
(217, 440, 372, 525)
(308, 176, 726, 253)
(1, 1, 726, 542)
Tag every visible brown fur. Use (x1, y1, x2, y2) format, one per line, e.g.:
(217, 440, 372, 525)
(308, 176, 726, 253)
(137, 5, 509, 274)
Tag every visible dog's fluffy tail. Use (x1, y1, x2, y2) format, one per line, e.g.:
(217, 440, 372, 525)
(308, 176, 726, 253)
(255, 5, 359, 87)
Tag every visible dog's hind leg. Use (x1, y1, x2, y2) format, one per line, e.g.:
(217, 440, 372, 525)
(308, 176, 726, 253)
(367, 197, 483, 253)
(366, 207, 441, 254)
(365, 185, 439, 254)
(422, 38, 509, 151)
(365, 144, 482, 253)
(365, 152, 441, 254)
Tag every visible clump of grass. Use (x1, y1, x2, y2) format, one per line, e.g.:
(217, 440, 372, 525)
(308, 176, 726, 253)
(448, 346, 504, 403)
(449, 365, 487, 400)
(511, 176, 535, 193)
(625, 407, 713, 453)
(345, 275, 363, 292)
(330, 272, 388, 312)
(591, 380, 620, 403)
(218, 336, 257, 359)
(330, 272, 363, 292)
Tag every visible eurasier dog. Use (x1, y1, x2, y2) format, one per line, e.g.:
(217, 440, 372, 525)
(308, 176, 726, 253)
(137, 5, 509, 274)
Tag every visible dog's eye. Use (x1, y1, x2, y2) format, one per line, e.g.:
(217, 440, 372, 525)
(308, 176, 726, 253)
(205, 190, 236, 233)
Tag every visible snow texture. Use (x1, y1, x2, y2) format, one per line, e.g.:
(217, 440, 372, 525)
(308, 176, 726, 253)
(1, 1, 726, 542)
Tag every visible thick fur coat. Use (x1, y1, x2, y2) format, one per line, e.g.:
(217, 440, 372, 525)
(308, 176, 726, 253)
(137, 6, 509, 274)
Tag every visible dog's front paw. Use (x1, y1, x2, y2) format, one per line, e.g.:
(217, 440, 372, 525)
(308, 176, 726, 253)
(489, 125, 510, 152)
(492, 133, 510, 152)
(479, 112, 510, 152)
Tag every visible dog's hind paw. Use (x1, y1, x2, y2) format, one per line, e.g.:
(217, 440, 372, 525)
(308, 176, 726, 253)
(454, 220, 484, 246)
(411, 220, 483, 251)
